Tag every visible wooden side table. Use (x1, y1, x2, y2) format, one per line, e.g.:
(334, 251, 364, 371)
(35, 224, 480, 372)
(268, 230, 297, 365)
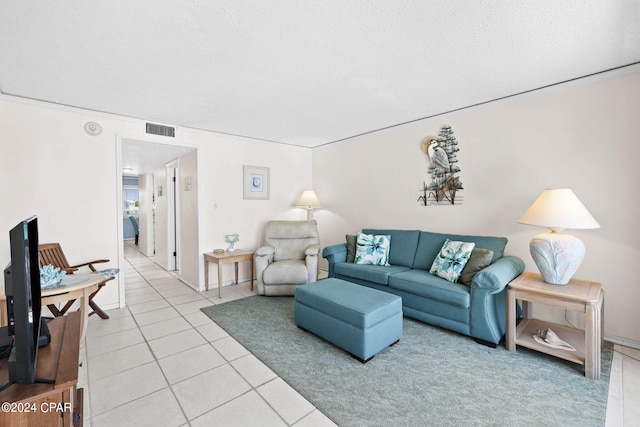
(506, 272, 604, 379)
(203, 250, 254, 299)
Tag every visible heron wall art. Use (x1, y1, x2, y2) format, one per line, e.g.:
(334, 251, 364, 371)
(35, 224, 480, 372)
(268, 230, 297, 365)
(418, 124, 463, 206)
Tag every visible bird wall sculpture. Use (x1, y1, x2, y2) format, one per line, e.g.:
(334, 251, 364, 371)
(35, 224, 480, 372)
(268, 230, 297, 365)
(418, 125, 463, 206)
(422, 137, 450, 172)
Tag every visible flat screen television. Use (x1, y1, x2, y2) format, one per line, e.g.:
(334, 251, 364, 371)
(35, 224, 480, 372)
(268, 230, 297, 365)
(3, 215, 42, 384)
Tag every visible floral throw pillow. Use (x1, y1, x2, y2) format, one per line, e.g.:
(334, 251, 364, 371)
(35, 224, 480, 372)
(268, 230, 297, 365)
(355, 232, 391, 266)
(429, 239, 476, 283)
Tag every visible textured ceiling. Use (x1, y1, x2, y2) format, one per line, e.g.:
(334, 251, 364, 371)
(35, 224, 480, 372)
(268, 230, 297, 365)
(1, 1, 639, 148)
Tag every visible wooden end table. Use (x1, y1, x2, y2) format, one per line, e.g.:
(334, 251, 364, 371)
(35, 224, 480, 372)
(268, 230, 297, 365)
(203, 250, 254, 299)
(506, 272, 604, 379)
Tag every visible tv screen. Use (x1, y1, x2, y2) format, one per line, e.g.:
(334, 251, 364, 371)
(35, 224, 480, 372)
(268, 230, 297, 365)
(4, 215, 41, 384)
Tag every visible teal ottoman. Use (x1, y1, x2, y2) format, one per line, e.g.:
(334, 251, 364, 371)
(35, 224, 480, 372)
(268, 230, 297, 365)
(294, 278, 403, 362)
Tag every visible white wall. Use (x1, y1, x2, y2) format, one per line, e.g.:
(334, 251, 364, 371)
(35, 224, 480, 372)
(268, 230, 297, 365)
(312, 66, 640, 344)
(0, 95, 313, 311)
(178, 149, 199, 287)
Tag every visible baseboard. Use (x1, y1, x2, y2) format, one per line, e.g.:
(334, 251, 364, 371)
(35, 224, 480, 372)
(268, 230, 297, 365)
(605, 334, 640, 350)
(178, 276, 198, 290)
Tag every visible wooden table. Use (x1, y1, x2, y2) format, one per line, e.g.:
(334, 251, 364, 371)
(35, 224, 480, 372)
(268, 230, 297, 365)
(0, 312, 83, 426)
(1, 274, 104, 346)
(203, 250, 254, 298)
(506, 272, 604, 379)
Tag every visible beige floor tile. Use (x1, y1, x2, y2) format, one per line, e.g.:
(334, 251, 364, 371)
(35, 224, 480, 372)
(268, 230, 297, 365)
(140, 316, 193, 341)
(88, 342, 155, 381)
(89, 362, 167, 416)
(196, 322, 229, 342)
(125, 290, 164, 305)
(127, 298, 171, 314)
(132, 306, 181, 326)
(164, 291, 206, 306)
(90, 387, 186, 427)
(211, 336, 249, 361)
(174, 299, 215, 315)
(86, 327, 145, 358)
(184, 310, 215, 327)
(148, 329, 207, 359)
(86, 313, 137, 338)
(231, 354, 278, 387)
(190, 390, 287, 427)
(172, 364, 251, 420)
(257, 378, 315, 425)
(158, 344, 226, 384)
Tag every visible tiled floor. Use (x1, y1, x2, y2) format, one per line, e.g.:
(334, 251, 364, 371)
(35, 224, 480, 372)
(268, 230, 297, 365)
(80, 241, 640, 426)
(82, 242, 335, 426)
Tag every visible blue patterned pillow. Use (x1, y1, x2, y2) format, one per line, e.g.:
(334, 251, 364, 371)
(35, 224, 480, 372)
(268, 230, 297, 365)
(355, 233, 391, 266)
(429, 239, 475, 282)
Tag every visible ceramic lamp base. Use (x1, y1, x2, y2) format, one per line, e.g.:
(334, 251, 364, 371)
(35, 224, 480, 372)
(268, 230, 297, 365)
(529, 232, 585, 285)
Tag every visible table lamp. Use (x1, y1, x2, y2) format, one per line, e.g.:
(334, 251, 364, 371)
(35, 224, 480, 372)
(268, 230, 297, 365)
(518, 189, 600, 284)
(295, 190, 322, 220)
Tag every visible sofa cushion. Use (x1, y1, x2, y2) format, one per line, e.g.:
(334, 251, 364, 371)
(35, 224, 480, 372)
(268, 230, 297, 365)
(388, 269, 470, 308)
(362, 229, 421, 268)
(459, 248, 494, 286)
(355, 233, 391, 266)
(334, 262, 411, 285)
(429, 240, 475, 283)
(263, 260, 308, 285)
(412, 231, 507, 271)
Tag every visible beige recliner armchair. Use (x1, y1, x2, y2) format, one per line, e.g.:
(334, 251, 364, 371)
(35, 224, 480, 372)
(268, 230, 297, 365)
(255, 220, 320, 296)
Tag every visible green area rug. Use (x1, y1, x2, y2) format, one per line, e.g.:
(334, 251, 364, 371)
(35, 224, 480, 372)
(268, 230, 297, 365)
(201, 296, 611, 427)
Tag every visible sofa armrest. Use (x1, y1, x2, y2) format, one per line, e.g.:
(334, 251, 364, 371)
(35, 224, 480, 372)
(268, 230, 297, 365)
(322, 244, 347, 262)
(469, 256, 525, 344)
(322, 243, 348, 277)
(255, 246, 275, 295)
(305, 244, 320, 256)
(471, 256, 525, 291)
(256, 245, 275, 258)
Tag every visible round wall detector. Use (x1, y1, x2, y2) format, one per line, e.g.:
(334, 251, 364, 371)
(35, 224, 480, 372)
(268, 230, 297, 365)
(84, 121, 102, 135)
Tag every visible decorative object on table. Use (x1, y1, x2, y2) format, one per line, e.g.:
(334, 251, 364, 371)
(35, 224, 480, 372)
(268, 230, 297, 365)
(91, 268, 120, 280)
(533, 328, 576, 352)
(243, 165, 270, 200)
(213, 248, 225, 254)
(224, 234, 240, 251)
(40, 264, 66, 289)
(418, 124, 463, 206)
(295, 190, 322, 220)
(518, 188, 600, 284)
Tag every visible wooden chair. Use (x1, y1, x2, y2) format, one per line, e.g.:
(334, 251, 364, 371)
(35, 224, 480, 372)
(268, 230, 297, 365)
(39, 243, 113, 319)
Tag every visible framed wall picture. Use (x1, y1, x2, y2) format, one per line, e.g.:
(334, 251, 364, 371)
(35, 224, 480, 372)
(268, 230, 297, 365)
(243, 165, 270, 200)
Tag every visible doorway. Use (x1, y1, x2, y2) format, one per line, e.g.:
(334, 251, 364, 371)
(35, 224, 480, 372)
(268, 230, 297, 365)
(119, 137, 199, 295)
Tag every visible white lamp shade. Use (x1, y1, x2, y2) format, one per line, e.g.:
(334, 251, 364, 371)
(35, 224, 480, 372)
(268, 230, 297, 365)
(295, 190, 322, 209)
(518, 189, 599, 231)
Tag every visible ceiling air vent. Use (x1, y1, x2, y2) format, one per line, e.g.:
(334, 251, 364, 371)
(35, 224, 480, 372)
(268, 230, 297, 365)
(145, 122, 175, 137)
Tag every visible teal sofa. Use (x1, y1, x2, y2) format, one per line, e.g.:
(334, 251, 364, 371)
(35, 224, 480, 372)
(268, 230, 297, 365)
(322, 229, 525, 346)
